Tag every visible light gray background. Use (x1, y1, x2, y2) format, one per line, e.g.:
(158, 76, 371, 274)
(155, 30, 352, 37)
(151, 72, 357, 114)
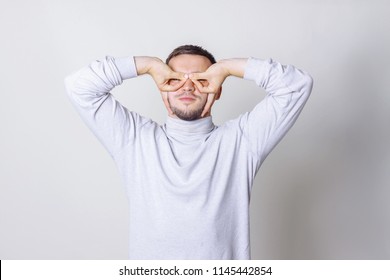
(1, 0, 389, 259)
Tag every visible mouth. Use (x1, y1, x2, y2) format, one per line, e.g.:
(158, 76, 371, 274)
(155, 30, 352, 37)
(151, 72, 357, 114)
(178, 93, 198, 103)
(179, 97, 196, 102)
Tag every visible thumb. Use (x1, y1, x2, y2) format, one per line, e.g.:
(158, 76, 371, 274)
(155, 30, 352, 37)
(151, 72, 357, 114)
(170, 71, 188, 80)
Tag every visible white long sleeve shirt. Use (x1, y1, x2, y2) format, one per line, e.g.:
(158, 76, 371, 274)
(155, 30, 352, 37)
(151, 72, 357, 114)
(65, 56, 313, 259)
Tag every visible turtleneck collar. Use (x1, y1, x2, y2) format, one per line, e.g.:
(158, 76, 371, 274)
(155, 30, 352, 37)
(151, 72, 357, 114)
(164, 116, 215, 137)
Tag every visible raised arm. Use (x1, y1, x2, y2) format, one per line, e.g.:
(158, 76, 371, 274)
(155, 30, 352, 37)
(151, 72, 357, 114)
(243, 57, 313, 162)
(191, 57, 313, 162)
(64, 56, 186, 157)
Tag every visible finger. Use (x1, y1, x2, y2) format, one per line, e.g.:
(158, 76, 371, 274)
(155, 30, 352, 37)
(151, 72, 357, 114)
(189, 73, 210, 93)
(160, 91, 173, 115)
(195, 83, 215, 94)
(190, 77, 217, 94)
(189, 72, 207, 80)
(201, 93, 216, 117)
(160, 73, 188, 92)
(160, 78, 187, 92)
(171, 72, 188, 80)
(191, 79, 206, 92)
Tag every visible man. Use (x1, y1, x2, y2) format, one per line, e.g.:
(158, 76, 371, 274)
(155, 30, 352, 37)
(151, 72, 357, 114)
(65, 45, 313, 259)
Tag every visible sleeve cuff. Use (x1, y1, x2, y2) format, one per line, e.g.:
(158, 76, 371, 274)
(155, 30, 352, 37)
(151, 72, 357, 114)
(114, 56, 138, 80)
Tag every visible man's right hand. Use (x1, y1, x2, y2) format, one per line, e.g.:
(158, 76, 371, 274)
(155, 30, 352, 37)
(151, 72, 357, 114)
(134, 56, 187, 92)
(135, 56, 188, 115)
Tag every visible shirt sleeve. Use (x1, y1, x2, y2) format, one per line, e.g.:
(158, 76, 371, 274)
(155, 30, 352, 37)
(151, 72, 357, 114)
(64, 56, 150, 157)
(239, 57, 313, 165)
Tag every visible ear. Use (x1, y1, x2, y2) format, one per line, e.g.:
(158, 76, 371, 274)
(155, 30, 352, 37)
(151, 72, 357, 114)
(215, 86, 222, 100)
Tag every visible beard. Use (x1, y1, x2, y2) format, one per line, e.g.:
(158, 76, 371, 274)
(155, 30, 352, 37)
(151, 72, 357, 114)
(171, 105, 204, 121)
(169, 92, 206, 121)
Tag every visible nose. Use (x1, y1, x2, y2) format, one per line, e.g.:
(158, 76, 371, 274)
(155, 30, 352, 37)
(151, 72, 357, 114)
(181, 78, 195, 92)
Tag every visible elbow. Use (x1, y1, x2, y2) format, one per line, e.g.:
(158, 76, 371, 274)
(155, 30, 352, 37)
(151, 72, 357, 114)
(301, 72, 314, 99)
(306, 73, 314, 91)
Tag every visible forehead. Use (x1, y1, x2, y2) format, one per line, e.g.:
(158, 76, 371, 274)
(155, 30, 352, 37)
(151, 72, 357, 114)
(168, 54, 212, 73)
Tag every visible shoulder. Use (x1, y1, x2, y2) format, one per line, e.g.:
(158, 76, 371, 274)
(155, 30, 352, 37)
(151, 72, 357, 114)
(214, 113, 250, 137)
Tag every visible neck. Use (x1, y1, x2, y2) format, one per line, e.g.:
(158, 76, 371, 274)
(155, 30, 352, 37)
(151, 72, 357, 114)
(165, 115, 215, 138)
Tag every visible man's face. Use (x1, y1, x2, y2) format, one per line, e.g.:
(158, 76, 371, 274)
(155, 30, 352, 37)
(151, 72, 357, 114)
(166, 54, 214, 121)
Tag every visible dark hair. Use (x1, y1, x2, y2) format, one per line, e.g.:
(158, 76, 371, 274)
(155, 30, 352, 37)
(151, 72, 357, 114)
(166, 45, 216, 65)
